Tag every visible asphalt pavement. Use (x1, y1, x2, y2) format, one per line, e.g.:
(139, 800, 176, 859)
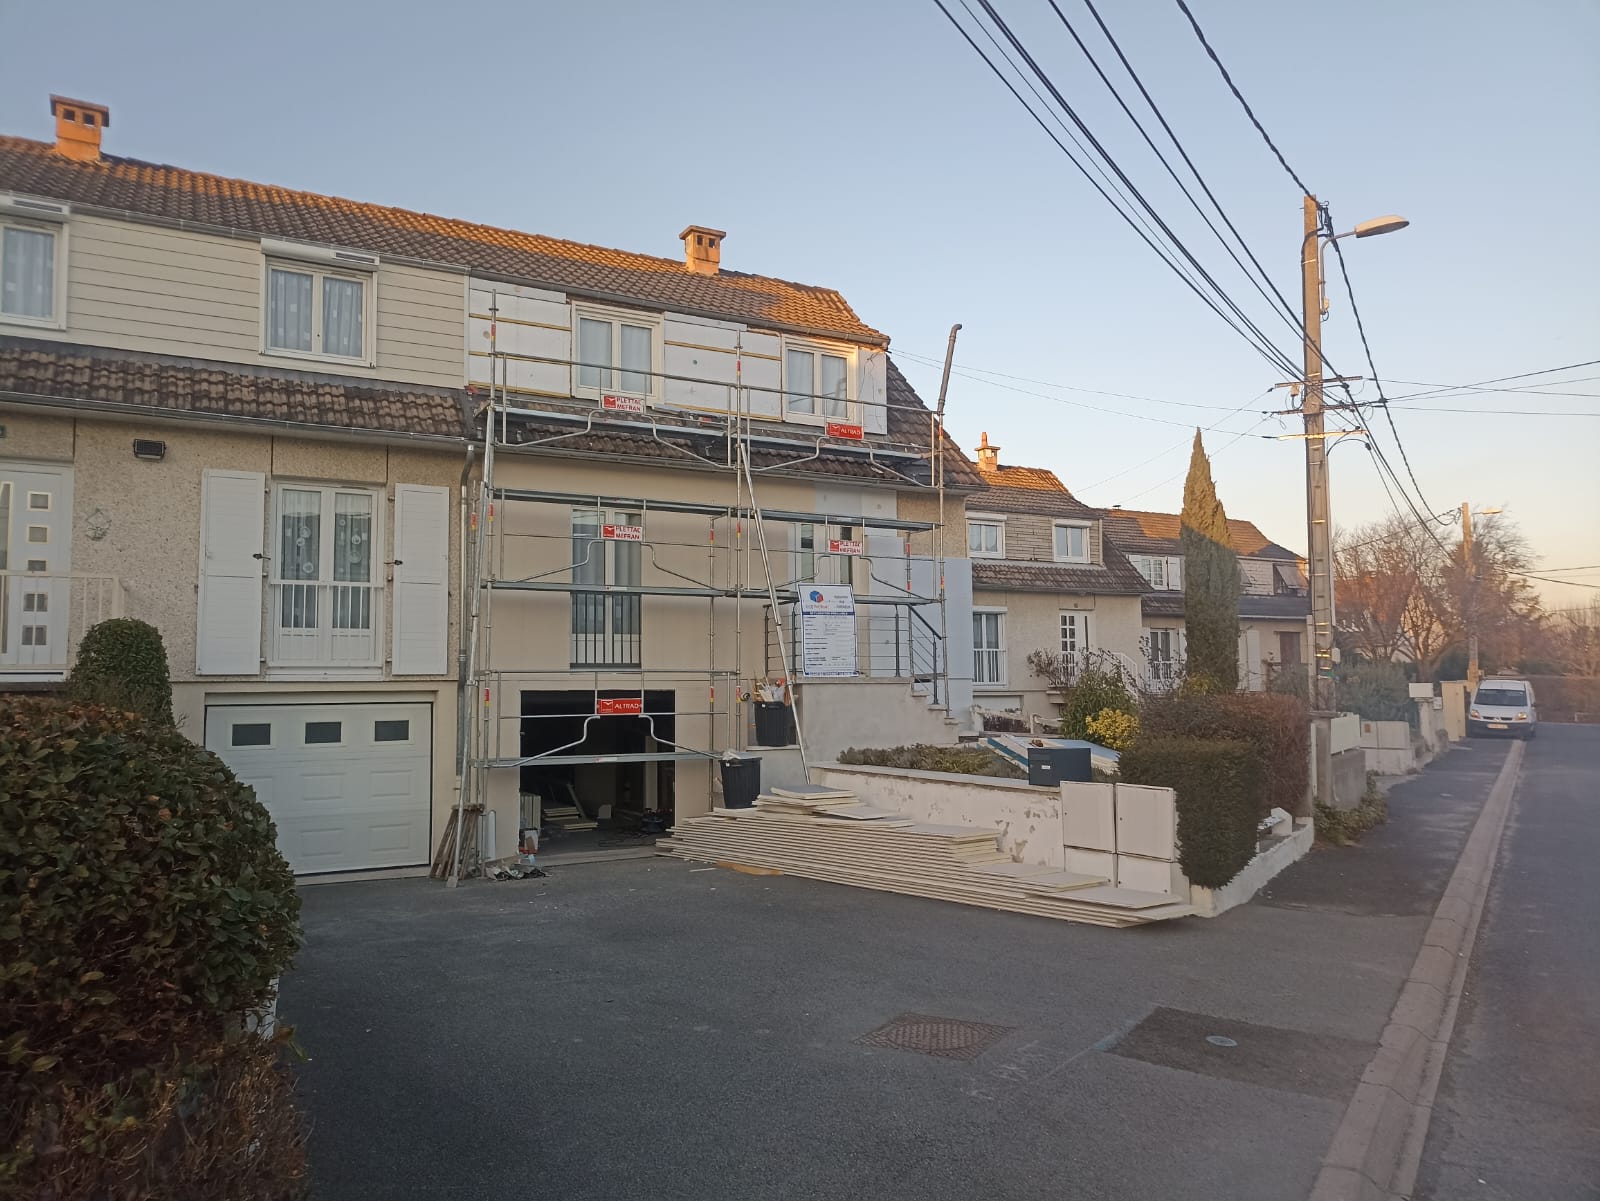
(279, 737, 1516, 1201)
(1414, 723, 1600, 1200)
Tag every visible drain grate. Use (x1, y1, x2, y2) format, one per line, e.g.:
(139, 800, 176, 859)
(855, 1013, 1015, 1061)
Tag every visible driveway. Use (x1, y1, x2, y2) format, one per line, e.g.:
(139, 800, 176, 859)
(283, 740, 1511, 1201)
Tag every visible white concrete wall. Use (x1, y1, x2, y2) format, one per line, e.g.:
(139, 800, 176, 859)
(798, 679, 957, 759)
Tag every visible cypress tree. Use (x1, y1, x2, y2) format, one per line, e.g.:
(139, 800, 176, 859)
(1180, 430, 1240, 691)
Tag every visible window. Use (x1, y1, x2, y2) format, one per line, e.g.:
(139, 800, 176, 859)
(1059, 612, 1091, 657)
(26, 526, 47, 544)
(374, 719, 411, 742)
(231, 722, 272, 747)
(1146, 628, 1180, 683)
(269, 484, 381, 667)
(266, 264, 367, 360)
(1053, 521, 1090, 563)
(1, 224, 57, 323)
(1135, 555, 1181, 589)
(973, 610, 1006, 687)
(571, 508, 641, 668)
(574, 308, 658, 398)
(967, 518, 1004, 558)
(304, 720, 343, 744)
(795, 523, 856, 586)
(27, 493, 49, 511)
(784, 342, 852, 419)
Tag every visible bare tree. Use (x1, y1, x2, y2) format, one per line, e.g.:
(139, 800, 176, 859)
(1544, 599, 1600, 677)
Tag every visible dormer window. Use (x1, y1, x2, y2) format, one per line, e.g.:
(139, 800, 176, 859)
(573, 305, 660, 400)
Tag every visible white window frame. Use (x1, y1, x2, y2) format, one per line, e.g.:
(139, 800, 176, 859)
(972, 607, 1007, 689)
(1059, 611, 1092, 657)
(267, 482, 384, 669)
(1053, 520, 1091, 564)
(261, 257, 376, 367)
(571, 304, 663, 401)
(0, 217, 67, 330)
(967, 514, 1006, 559)
(781, 337, 857, 425)
(1145, 627, 1181, 682)
(570, 506, 643, 668)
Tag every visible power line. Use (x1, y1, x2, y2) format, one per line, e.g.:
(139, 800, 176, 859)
(1388, 405, 1600, 418)
(1514, 573, 1600, 591)
(1113, 413, 1276, 504)
(894, 348, 1254, 413)
(1533, 565, 1600, 574)
(1172, 0, 1312, 194)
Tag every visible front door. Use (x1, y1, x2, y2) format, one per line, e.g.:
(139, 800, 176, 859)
(0, 463, 72, 670)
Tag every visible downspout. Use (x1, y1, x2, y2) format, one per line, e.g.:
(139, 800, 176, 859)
(934, 323, 961, 714)
(454, 441, 478, 783)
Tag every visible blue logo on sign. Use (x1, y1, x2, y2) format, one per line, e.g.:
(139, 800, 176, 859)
(809, 590, 825, 603)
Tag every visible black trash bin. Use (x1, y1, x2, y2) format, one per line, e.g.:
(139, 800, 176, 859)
(753, 701, 795, 747)
(719, 755, 762, 809)
(1028, 746, 1092, 787)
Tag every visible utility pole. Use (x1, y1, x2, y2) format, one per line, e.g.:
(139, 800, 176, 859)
(1462, 501, 1479, 694)
(1301, 194, 1335, 808)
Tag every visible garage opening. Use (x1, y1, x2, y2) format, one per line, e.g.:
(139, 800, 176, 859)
(519, 689, 676, 856)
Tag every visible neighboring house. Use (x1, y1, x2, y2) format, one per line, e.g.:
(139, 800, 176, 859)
(1101, 508, 1311, 690)
(0, 96, 981, 877)
(964, 434, 1149, 728)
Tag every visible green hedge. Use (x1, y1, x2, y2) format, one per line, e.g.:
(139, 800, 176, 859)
(66, 617, 174, 724)
(1, 697, 302, 1187)
(1058, 667, 1135, 741)
(1335, 661, 1411, 722)
(1120, 738, 1263, 888)
(838, 744, 1025, 779)
(1138, 692, 1308, 819)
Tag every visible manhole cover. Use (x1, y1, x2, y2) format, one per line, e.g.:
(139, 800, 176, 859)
(855, 1013, 1015, 1061)
(1206, 1035, 1239, 1047)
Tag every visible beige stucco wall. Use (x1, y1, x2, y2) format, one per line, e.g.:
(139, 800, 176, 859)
(8, 214, 465, 389)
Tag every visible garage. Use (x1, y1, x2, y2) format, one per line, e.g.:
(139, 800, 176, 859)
(204, 701, 433, 875)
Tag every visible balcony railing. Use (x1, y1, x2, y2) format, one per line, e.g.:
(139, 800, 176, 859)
(0, 571, 125, 675)
(269, 581, 382, 667)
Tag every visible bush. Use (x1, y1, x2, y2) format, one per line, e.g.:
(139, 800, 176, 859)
(1084, 707, 1139, 751)
(1269, 664, 1310, 702)
(1335, 661, 1411, 721)
(66, 617, 174, 724)
(1138, 692, 1308, 819)
(1119, 738, 1263, 888)
(1059, 668, 1135, 741)
(1, 697, 302, 1185)
(838, 744, 1025, 779)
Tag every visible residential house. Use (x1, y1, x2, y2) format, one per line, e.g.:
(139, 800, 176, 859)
(0, 97, 980, 878)
(965, 434, 1150, 728)
(1101, 508, 1311, 690)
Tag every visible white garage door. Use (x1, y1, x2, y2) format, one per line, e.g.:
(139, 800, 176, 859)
(205, 702, 432, 875)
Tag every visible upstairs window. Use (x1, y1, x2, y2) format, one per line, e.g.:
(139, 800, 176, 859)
(968, 518, 1004, 558)
(1136, 555, 1182, 589)
(575, 308, 658, 398)
(784, 342, 852, 420)
(1053, 521, 1090, 564)
(1, 223, 59, 324)
(266, 265, 367, 360)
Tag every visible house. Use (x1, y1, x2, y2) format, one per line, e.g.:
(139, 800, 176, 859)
(964, 434, 1150, 728)
(1101, 508, 1311, 690)
(0, 96, 980, 878)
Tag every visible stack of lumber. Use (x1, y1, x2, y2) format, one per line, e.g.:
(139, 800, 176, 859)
(659, 786, 1191, 928)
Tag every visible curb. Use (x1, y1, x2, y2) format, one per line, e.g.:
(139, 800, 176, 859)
(1308, 740, 1524, 1201)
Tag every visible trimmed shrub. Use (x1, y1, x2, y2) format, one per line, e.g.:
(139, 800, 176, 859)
(1120, 737, 1263, 888)
(1138, 692, 1309, 819)
(1336, 661, 1411, 721)
(66, 617, 174, 724)
(838, 744, 1025, 779)
(1059, 667, 1135, 741)
(1085, 707, 1139, 751)
(1, 697, 302, 1185)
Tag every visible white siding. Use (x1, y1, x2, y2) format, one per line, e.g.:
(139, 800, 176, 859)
(196, 469, 265, 675)
(390, 484, 451, 675)
(859, 348, 888, 436)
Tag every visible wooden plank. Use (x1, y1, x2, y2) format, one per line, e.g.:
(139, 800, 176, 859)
(771, 784, 856, 801)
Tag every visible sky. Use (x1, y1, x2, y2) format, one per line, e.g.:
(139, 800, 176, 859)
(2, 0, 1596, 609)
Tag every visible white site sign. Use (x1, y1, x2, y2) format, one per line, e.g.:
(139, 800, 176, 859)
(798, 584, 858, 678)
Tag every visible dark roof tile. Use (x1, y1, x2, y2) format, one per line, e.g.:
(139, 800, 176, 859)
(1104, 508, 1301, 560)
(972, 558, 1150, 597)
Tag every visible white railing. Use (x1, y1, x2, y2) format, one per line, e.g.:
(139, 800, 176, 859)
(269, 582, 382, 667)
(0, 571, 124, 674)
(1031, 647, 1154, 693)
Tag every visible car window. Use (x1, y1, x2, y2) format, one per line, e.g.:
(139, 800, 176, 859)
(1474, 687, 1526, 707)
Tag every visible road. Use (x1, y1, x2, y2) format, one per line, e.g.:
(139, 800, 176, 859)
(1414, 723, 1600, 1200)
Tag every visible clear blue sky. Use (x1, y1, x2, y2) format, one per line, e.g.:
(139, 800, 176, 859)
(3, 0, 1596, 606)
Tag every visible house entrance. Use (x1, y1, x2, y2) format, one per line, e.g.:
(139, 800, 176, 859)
(518, 689, 676, 856)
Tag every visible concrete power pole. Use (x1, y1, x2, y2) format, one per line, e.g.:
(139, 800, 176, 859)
(1462, 501, 1480, 694)
(1301, 195, 1335, 807)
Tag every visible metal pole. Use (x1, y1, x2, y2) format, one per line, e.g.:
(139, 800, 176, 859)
(934, 323, 961, 718)
(1302, 196, 1335, 812)
(1462, 501, 1480, 694)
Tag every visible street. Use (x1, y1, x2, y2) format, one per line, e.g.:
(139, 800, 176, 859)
(1415, 723, 1600, 1199)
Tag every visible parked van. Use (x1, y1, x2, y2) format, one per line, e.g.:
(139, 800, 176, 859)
(1468, 677, 1538, 739)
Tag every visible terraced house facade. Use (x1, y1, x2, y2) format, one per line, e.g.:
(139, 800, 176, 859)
(0, 96, 979, 878)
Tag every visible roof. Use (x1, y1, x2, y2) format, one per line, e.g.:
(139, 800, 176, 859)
(0, 337, 467, 439)
(973, 558, 1150, 597)
(887, 359, 983, 489)
(1141, 591, 1312, 621)
(971, 462, 1099, 520)
(1103, 508, 1301, 560)
(0, 134, 882, 343)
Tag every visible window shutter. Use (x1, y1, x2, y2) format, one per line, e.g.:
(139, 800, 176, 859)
(392, 484, 450, 675)
(197, 470, 265, 674)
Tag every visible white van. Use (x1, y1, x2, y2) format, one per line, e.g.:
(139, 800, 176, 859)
(1468, 677, 1538, 739)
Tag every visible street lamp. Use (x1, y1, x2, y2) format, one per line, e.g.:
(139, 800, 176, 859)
(1347, 215, 1411, 239)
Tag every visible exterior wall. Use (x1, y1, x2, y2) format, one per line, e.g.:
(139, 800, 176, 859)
(982, 511, 1103, 565)
(1246, 616, 1311, 689)
(5, 214, 465, 389)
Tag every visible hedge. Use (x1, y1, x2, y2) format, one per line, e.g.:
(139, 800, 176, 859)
(66, 617, 174, 724)
(1137, 692, 1308, 819)
(1335, 661, 1411, 722)
(838, 744, 1025, 779)
(1119, 738, 1263, 888)
(1, 697, 303, 1190)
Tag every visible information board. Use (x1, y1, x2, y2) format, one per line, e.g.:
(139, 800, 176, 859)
(798, 585, 857, 678)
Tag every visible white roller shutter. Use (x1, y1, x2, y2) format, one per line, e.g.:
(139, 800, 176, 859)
(196, 470, 265, 675)
(391, 484, 450, 675)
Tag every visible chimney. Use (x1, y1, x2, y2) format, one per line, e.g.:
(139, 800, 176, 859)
(975, 431, 1000, 473)
(50, 95, 110, 163)
(679, 225, 726, 276)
